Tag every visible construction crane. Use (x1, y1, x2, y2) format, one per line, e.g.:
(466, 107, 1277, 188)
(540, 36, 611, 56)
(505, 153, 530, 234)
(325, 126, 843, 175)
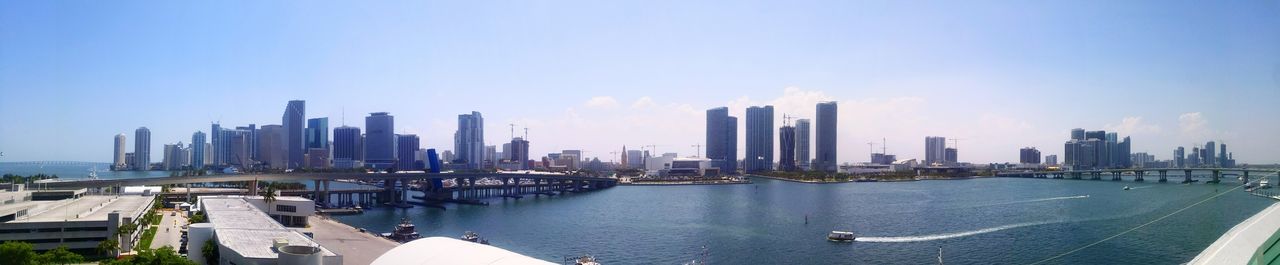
(949, 138, 965, 150)
(691, 144, 703, 158)
(509, 124, 517, 139)
(643, 145, 658, 155)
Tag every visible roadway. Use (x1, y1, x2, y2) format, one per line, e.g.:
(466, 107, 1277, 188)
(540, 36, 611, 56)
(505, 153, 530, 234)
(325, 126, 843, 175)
(151, 209, 188, 251)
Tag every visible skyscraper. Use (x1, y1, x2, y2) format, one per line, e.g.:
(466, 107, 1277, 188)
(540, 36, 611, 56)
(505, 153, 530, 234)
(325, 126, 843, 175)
(510, 137, 530, 170)
(814, 102, 838, 172)
(365, 112, 396, 170)
(258, 125, 286, 169)
(283, 100, 306, 169)
(945, 147, 958, 164)
(925, 136, 946, 165)
(1045, 155, 1058, 165)
(1174, 147, 1186, 168)
(191, 131, 206, 169)
(744, 105, 774, 172)
(705, 107, 738, 175)
(211, 123, 222, 166)
(113, 134, 127, 170)
(133, 127, 151, 171)
(306, 117, 329, 150)
(333, 126, 362, 169)
(454, 111, 485, 169)
(397, 134, 421, 171)
(1219, 143, 1228, 167)
(779, 124, 796, 171)
(794, 119, 811, 171)
(1070, 128, 1085, 141)
(1204, 141, 1216, 167)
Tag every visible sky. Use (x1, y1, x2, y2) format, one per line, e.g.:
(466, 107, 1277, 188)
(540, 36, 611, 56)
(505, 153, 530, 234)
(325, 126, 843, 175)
(1, 1, 1279, 164)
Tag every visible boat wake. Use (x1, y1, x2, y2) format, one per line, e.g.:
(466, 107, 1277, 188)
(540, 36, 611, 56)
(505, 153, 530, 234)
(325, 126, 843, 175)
(1128, 186, 1154, 190)
(854, 221, 1054, 243)
(976, 195, 1089, 208)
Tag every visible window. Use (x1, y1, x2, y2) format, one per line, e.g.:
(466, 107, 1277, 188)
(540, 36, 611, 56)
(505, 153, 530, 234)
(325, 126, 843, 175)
(276, 205, 297, 213)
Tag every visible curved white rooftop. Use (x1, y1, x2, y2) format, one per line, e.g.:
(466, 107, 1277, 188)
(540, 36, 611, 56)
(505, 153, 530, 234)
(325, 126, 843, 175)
(371, 237, 555, 265)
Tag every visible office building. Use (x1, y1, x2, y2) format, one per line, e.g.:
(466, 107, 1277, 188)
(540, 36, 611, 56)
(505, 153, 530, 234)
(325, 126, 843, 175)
(238, 124, 258, 163)
(1045, 155, 1058, 166)
(307, 148, 330, 169)
(1020, 147, 1041, 164)
(228, 130, 252, 169)
(113, 134, 127, 170)
(484, 145, 498, 169)
(397, 134, 421, 171)
(562, 150, 582, 170)
(705, 107, 738, 175)
(192, 131, 206, 169)
(365, 112, 396, 170)
(306, 117, 329, 150)
(333, 126, 362, 169)
(778, 124, 796, 171)
(795, 119, 811, 170)
(0, 187, 155, 255)
(510, 138, 530, 170)
(211, 123, 222, 166)
(283, 100, 306, 169)
(925, 136, 946, 166)
(945, 148, 958, 164)
(1071, 128, 1085, 141)
(814, 102, 838, 172)
(133, 127, 151, 171)
(626, 149, 646, 168)
(1174, 147, 1186, 168)
(257, 125, 286, 169)
(744, 105, 774, 172)
(163, 143, 180, 170)
(454, 111, 485, 169)
(1204, 141, 1217, 167)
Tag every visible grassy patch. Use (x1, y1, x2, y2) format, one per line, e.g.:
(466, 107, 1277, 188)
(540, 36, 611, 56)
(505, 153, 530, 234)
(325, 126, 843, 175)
(137, 226, 159, 250)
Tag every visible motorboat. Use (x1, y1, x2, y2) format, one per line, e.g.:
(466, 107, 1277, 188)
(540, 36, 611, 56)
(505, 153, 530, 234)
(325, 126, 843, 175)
(381, 218, 421, 243)
(461, 231, 490, 245)
(828, 231, 855, 242)
(1123, 186, 1131, 190)
(1261, 179, 1272, 189)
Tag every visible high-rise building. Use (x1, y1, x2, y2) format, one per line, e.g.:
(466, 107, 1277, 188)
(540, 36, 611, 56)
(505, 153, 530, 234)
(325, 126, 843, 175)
(744, 105, 774, 172)
(333, 126, 362, 169)
(133, 127, 151, 171)
(238, 124, 258, 163)
(113, 134, 127, 170)
(561, 150, 582, 170)
(778, 124, 796, 171)
(211, 123, 222, 166)
(510, 137, 530, 170)
(365, 112, 396, 170)
(1070, 128, 1085, 141)
(283, 100, 306, 169)
(306, 117, 329, 150)
(1204, 141, 1217, 167)
(945, 148, 958, 164)
(203, 143, 212, 166)
(794, 119, 811, 171)
(484, 145, 497, 169)
(306, 148, 330, 169)
(454, 111, 485, 169)
(1045, 155, 1058, 165)
(228, 131, 251, 169)
(258, 125, 286, 169)
(192, 131, 206, 169)
(925, 136, 946, 165)
(162, 143, 180, 171)
(705, 107, 738, 175)
(1019, 147, 1041, 164)
(814, 102, 838, 172)
(1174, 147, 1186, 168)
(1219, 143, 1229, 167)
(396, 134, 421, 171)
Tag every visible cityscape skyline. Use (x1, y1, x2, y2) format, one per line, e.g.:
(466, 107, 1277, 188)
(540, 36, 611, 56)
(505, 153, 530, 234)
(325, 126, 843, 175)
(1, 1, 1278, 164)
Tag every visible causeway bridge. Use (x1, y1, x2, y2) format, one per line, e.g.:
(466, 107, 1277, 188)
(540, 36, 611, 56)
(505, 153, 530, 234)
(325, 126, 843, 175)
(997, 168, 1280, 184)
(41, 172, 618, 207)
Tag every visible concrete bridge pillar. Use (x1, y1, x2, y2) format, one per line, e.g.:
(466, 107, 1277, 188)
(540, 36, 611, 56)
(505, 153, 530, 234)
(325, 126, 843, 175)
(1134, 171, 1145, 182)
(1244, 171, 1251, 184)
(322, 180, 331, 206)
(1184, 170, 1193, 183)
(1211, 170, 1221, 184)
(1112, 172, 1122, 181)
(1158, 170, 1168, 182)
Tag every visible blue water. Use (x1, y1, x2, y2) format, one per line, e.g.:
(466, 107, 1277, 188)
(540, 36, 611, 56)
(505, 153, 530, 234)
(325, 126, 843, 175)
(332, 177, 1272, 264)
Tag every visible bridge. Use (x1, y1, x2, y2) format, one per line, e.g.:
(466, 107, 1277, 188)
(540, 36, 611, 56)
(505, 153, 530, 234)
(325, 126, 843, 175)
(997, 168, 1280, 184)
(40, 172, 618, 207)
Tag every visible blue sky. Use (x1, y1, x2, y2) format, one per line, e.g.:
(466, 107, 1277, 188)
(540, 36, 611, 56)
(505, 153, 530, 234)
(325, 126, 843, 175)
(2, 1, 1278, 164)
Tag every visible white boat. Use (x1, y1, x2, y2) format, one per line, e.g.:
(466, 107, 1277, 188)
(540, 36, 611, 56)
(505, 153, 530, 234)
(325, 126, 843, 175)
(1123, 186, 1131, 190)
(828, 231, 855, 242)
(1261, 179, 1271, 189)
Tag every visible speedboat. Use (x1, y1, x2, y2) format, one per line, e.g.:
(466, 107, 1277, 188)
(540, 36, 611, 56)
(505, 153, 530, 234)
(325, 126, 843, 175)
(828, 231, 855, 242)
(461, 231, 490, 245)
(1261, 179, 1272, 189)
(1123, 186, 1131, 190)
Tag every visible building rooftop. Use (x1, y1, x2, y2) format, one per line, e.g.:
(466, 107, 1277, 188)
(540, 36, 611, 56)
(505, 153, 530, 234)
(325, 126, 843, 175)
(215, 228, 338, 259)
(201, 197, 284, 230)
(371, 237, 554, 265)
(200, 196, 338, 260)
(7, 194, 152, 223)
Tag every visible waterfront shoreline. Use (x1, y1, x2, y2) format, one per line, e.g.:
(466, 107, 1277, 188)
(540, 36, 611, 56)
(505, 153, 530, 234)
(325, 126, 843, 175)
(749, 174, 989, 184)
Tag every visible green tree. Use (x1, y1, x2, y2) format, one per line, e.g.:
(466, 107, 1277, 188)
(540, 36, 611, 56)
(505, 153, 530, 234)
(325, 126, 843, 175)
(200, 239, 218, 265)
(262, 183, 278, 213)
(36, 246, 85, 265)
(0, 241, 38, 265)
(101, 246, 195, 265)
(96, 239, 119, 257)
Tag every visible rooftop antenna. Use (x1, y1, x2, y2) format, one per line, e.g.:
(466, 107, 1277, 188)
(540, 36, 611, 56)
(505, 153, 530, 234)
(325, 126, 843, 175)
(524, 127, 529, 140)
(510, 124, 516, 139)
(341, 106, 346, 126)
(883, 138, 887, 155)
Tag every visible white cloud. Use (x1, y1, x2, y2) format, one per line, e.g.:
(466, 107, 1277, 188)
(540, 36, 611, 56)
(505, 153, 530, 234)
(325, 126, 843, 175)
(583, 96, 620, 109)
(630, 96, 656, 109)
(1179, 112, 1209, 138)
(1104, 116, 1162, 136)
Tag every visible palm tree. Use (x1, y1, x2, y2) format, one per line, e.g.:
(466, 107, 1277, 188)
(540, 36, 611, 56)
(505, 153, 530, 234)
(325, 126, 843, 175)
(262, 183, 278, 220)
(96, 239, 118, 257)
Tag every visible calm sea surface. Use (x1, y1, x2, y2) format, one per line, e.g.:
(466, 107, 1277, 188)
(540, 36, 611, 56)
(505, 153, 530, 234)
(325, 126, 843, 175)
(5, 163, 1274, 264)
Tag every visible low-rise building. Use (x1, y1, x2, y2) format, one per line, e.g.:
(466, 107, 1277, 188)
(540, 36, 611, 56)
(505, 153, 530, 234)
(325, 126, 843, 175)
(192, 195, 338, 265)
(0, 185, 154, 256)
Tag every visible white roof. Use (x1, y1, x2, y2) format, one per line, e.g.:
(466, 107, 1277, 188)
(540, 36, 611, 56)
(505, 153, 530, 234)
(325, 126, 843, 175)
(1190, 201, 1280, 264)
(371, 237, 555, 265)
